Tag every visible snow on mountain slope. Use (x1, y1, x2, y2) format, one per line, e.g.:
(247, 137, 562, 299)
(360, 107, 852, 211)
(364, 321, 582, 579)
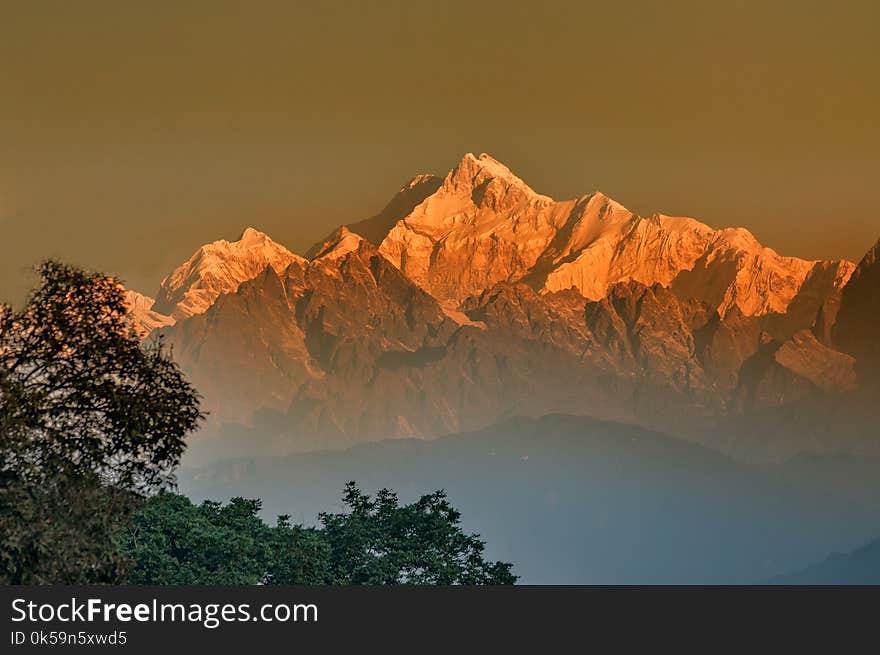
(378, 153, 564, 303)
(338, 174, 442, 250)
(162, 229, 459, 430)
(151, 227, 305, 320)
(536, 207, 716, 300)
(307, 226, 366, 262)
(123, 289, 174, 336)
(374, 153, 853, 318)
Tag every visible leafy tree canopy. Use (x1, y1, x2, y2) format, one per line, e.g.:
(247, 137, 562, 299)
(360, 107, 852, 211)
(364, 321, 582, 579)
(0, 261, 202, 491)
(0, 261, 203, 583)
(123, 493, 329, 585)
(123, 484, 516, 585)
(319, 482, 516, 584)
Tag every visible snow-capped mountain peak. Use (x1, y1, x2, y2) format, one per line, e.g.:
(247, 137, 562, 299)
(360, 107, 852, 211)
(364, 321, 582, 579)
(238, 226, 274, 244)
(151, 227, 305, 320)
(374, 153, 854, 317)
(442, 151, 546, 202)
(309, 226, 366, 261)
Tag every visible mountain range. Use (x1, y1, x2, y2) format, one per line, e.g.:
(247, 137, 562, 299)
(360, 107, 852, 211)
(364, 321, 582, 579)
(125, 153, 879, 463)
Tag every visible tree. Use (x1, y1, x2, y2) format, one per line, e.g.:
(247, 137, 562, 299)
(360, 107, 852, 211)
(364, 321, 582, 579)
(0, 261, 203, 583)
(319, 483, 516, 584)
(124, 493, 271, 585)
(264, 514, 332, 585)
(122, 493, 330, 585)
(121, 485, 517, 585)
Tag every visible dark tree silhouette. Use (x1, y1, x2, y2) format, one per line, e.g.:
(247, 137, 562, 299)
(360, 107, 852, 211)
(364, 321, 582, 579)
(0, 261, 203, 583)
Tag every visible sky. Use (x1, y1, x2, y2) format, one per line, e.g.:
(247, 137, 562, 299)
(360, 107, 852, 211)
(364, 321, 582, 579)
(1, 1, 878, 302)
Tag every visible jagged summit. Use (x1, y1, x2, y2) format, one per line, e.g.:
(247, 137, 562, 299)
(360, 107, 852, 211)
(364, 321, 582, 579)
(288, 152, 856, 318)
(438, 152, 549, 200)
(374, 152, 854, 317)
(136, 153, 857, 349)
(308, 226, 366, 261)
(445, 152, 541, 195)
(150, 227, 304, 320)
(340, 174, 443, 248)
(238, 226, 273, 243)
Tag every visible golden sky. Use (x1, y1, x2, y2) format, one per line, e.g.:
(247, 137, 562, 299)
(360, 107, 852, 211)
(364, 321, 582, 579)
(1, 1, 878, 301)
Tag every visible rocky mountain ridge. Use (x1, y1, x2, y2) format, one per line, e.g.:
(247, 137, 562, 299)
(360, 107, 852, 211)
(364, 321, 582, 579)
(123, 153, 877, 461)
(375, 153, 853, 321)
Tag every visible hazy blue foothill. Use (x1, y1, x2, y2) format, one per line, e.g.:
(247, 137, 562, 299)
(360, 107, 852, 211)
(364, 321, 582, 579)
(771, 538, 880, 584)
(180, 415, 880, 584)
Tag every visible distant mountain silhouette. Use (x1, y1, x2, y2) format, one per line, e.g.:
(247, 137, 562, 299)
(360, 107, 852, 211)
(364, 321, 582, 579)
(180, 414, 880, 584)
(771, 537, 880, 584)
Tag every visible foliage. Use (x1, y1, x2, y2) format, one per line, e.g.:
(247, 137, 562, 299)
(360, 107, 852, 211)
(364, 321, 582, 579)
(0, 261, 202, 491)
(122, 485, 516, 585)
(124, 493, 264, 584)
(122, 493, 330, 585)
(0, 470, 137, 584)
(0, 261, 203, 583)
(319, 482, 516, 584)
